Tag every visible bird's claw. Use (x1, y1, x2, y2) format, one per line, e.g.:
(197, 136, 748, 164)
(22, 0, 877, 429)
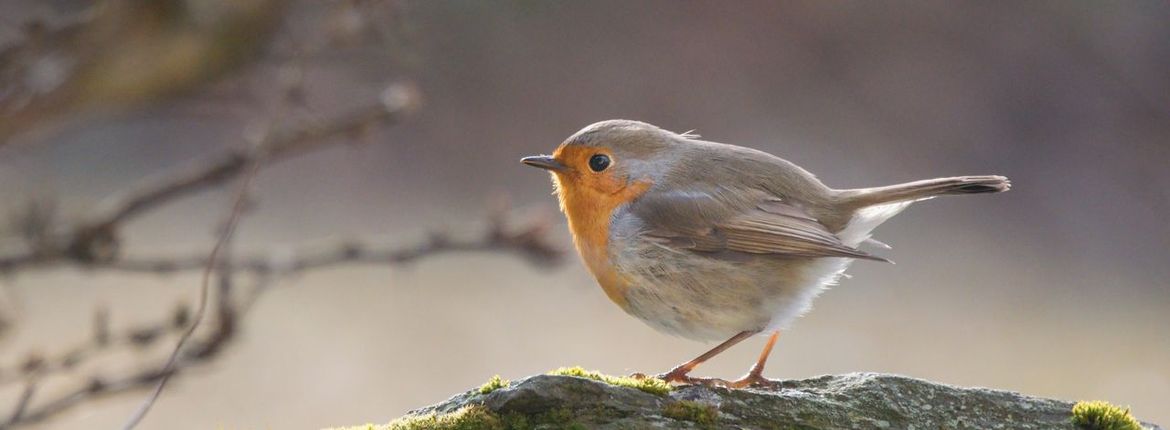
(636, 369, 780, 390)
(650, 369, 694, 384)
(725, 372, 783, 389)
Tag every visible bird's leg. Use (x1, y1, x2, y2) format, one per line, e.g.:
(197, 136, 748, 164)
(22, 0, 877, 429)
(727, 330, 783, 389)
(653, 330, 757, 385)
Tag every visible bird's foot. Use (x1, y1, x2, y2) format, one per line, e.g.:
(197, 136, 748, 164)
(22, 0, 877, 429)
(630, 370, 741, 389)
(725, 372, 783, 390)
(631, 368, 781, 390)
(629, 368, 706, 385)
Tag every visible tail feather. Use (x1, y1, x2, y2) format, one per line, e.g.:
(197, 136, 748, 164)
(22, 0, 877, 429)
(837, 175, 1010, 209)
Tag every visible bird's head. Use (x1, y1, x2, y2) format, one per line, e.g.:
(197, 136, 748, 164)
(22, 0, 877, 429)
(521, 120, 690, 212)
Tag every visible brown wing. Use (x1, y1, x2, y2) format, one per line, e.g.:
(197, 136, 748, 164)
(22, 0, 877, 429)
(629, 189, 887, 262)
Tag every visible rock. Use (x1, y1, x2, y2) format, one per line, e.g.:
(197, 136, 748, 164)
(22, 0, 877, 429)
(341, 372, 1163, 430)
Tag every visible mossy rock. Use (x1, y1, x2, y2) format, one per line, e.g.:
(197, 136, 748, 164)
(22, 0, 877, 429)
(1072, 400, 1144, 430)
(663, 399, 719, 427)
(547, 366, 671, 395)
(333, 372, 1163, 430)
(479, 375, 511, 395)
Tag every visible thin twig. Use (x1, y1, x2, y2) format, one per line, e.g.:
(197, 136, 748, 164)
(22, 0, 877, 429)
(0, 212, 559, 385)
(0, 84, 420, 270)
(107, 222, 561, 275)
(4, 383, 36, 426)
(0, 210, 561, 429)
(92, 90, 412, 230)
(119, 151, 263, 430)
(0, 302, 235, 428)
(0, 4, 439, 428)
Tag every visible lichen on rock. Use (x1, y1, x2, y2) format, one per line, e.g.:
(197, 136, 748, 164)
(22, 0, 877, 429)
(332, 372, 1163, 430)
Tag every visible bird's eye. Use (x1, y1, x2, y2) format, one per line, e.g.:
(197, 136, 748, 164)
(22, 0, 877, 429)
(588, 154, 611, 172)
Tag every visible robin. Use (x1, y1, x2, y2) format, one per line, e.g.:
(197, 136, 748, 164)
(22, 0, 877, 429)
(521, 119, 1009, 388)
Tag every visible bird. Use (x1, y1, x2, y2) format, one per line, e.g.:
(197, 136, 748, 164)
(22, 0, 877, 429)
(521, 119, 1009, 388)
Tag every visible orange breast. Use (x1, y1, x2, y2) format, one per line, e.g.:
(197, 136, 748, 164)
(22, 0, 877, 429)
(555, 174, 650, 310)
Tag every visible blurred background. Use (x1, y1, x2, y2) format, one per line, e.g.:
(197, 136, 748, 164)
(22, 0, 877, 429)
(0, 1, 1167, 428)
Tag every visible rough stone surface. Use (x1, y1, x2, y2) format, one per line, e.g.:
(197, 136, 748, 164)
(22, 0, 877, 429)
(401, 373, 1163, 430)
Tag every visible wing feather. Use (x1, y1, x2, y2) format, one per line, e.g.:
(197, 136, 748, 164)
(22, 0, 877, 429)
(630, 189, 887, 262)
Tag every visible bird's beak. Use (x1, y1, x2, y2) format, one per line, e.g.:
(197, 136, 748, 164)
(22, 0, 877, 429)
(520, 155, 567, 172)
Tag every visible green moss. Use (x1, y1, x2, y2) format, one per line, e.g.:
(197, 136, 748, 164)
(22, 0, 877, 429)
(499, 413, 530, 430)
(479, 375, 510, 395)
(334, 402, 588, 430)
(548, 366, 672, 396)
(367, 405, 504, 430)
(500, 407, 585, 430)
(542, 407, 575, 423)
(663, 400, 719, 427)
(1071, 400, 1143, 430)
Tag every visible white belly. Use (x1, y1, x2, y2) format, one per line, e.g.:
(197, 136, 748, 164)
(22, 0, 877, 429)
(612, 202, 911, 342)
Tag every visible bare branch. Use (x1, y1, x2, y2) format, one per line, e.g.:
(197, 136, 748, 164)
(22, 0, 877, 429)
(0, 297, 234, 429)
(0, 83, 421, 271)
(107, 216, 562, 276)
(0, 3, 545, 428)
(4, 383, 36, 427)
(93, 85, 419, 232)
(119, 142, 262, 430)
(0, 209, 562, 429)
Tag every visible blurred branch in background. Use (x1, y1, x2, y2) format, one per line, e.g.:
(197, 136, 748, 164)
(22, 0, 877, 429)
(0, 0, 287, 146)
(0, 0, 564, 428)
(0, 59, 561, 430)
(0, 207, 560, 429)
(0, 82, 422, 272)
